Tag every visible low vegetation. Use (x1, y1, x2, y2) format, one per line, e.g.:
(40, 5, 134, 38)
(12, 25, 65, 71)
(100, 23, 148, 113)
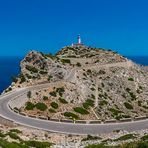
(74, 107, 89, 115)
(50, 102, 58, 109)
(35, 102, 47, 111)
(124, 102, 133, 110)
(25, 102, 35, 110)
(59, 97, 68, 104)
(64, 112, 79, 119)
(83, 99, 94, 109)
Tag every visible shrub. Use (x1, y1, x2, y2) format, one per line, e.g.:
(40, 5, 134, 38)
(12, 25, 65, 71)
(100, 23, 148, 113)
(61, 59, 71, 64)
(138, 101, 142, 106)
(27, 91, 31, 98)
(82, 135, 101, 141)
(126, 88, 131, 92)
(11, 76, 18, 83)
(64, 112, 79, 119)
(48, 75, 53, 81)
(25, 140, 52, 148)
(9, 129, 22, 134)
(6, 132, 22, 141)
(26, 65, 38, 73)
(124, 102, 133, 110)
(99, 100, 108, 106)
(50, 102, 58, 109)
(83, 99, 94, 109)
(109, 108, 122, 116)
(129, 92, 136, 100)
(19, 74, 26, 83)
(99, 70, 106, 74)
(74, 107, 89, 115)
(141, 134, 148, 141)
(114, 134, 135, 141)
(56, 87, 65, 96)
(39, 71, 48, 75)
(25, 102, 35, 110)
(43, 96, 48, 101)
(49, 91, 57, 97)
(59, 98, 68, 104)
(76, 62, 81, 67)
(35, 102, 47, 111)
(128, 77, 134, 81)
(49, 108, 56, 113)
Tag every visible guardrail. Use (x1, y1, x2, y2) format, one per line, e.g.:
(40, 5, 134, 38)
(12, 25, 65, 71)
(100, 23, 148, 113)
(8, 107, 148, 125)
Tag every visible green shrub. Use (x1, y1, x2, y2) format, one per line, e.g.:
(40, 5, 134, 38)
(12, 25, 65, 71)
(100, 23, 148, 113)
(43, 96, 48, 101)
(39, 71, 48, 75)
(82, 135, 101, 141)
(25, 140, 52, 148)
(85, 143, 109, 148)
(6, 132, 22, 141)
(126, 88, 131, 92)
(49, 108, 56, 113)
(19, 74, 26, 83)
(50, 102, 58, 109)
(25, 102, 35, 110)
(128, 77, 134, 81)
(9, 129, 22, 134)
(26, 65, 38, 73)
(83, 99, 94, 109)
(56, 87, 65, 96)
(74, 107, 89, 115)
(0, 131, 5, 138)
(141, 134, 148, 141)
(124, 102, 133, 110)
(49, 91, 57, 97)
(61, 59, 71, 64)
(99, 100, 108, 106)
(64, 112, 79, 119)
(35, 102, 47, 111)
(108, 108, 122, 116)
(99, 70, 106, 74)
(27, 91, 31, 98)
(114, 134, 135, 141)
(0, 139, 28, 148)
(48, 75, 53, 81)
(59, 98, 68, 104)
(76, 62, 81, 67)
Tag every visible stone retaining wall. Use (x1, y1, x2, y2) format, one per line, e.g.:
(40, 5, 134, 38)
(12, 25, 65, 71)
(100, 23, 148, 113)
(0, 116, 16, 127)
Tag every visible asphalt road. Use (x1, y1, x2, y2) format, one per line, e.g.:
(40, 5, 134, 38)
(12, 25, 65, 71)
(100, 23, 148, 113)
(0, 84, 148, 135)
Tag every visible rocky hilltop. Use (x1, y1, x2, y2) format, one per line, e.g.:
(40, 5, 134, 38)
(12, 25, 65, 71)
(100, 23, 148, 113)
(8, 45, 148, 121)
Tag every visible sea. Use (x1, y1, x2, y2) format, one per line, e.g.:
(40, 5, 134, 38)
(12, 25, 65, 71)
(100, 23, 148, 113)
(0, 56, 147, 93)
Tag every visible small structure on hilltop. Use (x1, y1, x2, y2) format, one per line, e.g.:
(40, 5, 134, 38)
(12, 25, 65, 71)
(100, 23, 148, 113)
(72, 35, 84, 46)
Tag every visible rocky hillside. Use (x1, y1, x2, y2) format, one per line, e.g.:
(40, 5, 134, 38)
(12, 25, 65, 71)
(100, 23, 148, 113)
(7, 45, 148, 121)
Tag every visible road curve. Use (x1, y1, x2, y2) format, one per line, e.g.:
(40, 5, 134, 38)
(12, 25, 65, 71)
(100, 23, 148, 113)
(0, 84, 148, 135)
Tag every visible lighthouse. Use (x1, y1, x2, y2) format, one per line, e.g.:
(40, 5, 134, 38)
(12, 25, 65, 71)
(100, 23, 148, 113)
(78, 35, 81, 44)
(72, 35, 83, 47)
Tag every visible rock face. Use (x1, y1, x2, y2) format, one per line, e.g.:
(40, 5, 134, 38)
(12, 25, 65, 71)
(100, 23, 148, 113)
(10, 45, 148, 120)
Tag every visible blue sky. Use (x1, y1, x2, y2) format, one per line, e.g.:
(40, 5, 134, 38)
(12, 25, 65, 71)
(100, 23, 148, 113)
(0, 0, 148, 56)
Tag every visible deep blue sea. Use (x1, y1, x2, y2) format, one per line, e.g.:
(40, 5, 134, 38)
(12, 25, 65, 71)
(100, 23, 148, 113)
(0, 56, 147, 93)
(0, 56, 22, 93)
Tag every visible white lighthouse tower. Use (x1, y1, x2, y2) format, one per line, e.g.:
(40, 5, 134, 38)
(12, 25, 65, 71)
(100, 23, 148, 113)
(78, 34, 81, 44)
(72, 35, 83, 47)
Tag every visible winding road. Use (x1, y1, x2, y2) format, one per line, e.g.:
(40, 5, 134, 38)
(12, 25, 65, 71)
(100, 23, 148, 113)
(0, 83, 148, 135)
(0, 61, 147, 135)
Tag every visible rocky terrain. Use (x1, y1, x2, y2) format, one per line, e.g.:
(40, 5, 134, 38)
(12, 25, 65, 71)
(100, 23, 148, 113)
(0, 123, 148, 148)
(6, 45, 148, 121)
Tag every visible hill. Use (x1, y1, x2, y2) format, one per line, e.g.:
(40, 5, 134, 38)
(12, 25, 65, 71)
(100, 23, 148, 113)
(7, 45, 148, 121)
